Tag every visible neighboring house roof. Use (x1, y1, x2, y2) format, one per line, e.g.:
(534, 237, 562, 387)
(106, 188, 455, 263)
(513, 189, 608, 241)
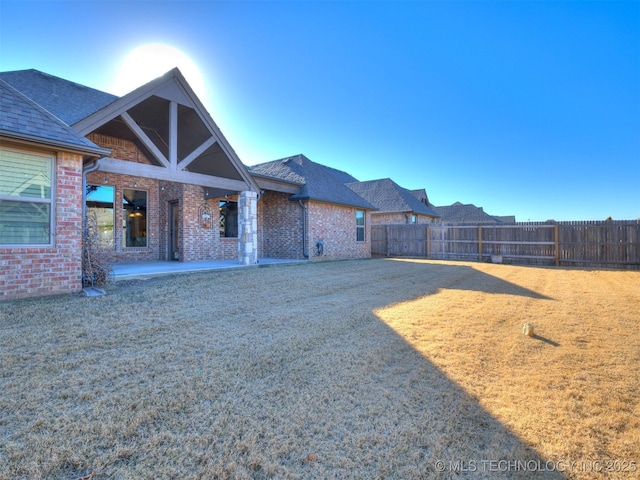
(0, 69, 119, 126)
(249, 154, 375, 210)
(409, 188, 430, 206)
(0, 78, 109, 156)
(433, 202, 515, 224)
(346, 178, 440, 218)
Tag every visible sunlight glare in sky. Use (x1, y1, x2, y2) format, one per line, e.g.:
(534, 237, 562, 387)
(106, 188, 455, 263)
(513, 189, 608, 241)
(112, 43, 207, 102)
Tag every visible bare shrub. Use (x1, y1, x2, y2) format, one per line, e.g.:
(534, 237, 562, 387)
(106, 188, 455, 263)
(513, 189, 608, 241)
(82, 211, 112, 287)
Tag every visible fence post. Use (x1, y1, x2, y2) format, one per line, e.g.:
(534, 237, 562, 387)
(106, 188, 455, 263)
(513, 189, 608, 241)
(426, 225, 431, 259)
(478, 225, 483, 262)
(554, 223, 559, 266)
(385, 225, 390, 257)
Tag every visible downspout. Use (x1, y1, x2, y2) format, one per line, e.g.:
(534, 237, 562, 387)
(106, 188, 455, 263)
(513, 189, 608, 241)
(82, 158, 102, 223)
(299, 200, 309, 259)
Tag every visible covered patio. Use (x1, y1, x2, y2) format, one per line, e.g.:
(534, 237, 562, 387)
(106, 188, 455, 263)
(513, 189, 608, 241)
(110, 257, 307, 281)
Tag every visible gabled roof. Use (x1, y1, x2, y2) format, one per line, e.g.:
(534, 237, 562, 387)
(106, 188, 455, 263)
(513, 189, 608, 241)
(346, 178, 440, 217)
(0, 78, 109, 156)
(249, 154, 375, 209)
(0, 69, 119, 126)
(409, 188, 430, 205)
(433, 202, 514, 224)
(73, 68, 260, 194)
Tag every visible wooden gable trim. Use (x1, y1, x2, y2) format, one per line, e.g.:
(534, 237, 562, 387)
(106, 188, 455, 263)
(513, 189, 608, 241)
(120, 112, 170, 168)
(73, 68, 260, 193)
(177, 136, 217, 171)
(99, 156, 249, 192)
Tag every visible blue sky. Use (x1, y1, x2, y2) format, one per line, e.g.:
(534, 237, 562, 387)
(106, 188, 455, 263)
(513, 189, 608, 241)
(1, 0, 638, 221)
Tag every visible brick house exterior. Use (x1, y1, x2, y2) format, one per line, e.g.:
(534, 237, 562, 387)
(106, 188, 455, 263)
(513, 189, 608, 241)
(1, 69, 260, 300)
(1, 69, 434, 301)
(251, 155, 374, 261)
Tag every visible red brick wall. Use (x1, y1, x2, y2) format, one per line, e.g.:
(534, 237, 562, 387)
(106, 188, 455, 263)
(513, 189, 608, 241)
(258, 191, 304, 259)
(1, 151, 84, 301)
(88, 134, 153, 164)
(257, 192, 372, 261)
(180, 185, 219, 261)
(306, 201, 371, 261)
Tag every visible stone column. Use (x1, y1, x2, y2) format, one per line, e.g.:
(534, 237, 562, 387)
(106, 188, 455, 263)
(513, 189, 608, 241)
(238, 191, 258, 265)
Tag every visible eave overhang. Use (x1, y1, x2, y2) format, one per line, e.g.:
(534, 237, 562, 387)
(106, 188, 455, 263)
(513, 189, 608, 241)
(289, 195, 378, 211)
(0, 130, 111, 158)
(251, 172, 303, 194)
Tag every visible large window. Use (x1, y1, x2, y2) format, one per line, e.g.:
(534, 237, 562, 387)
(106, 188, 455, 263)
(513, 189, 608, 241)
(86, 185, 115, 248)
(123, 189, 147, 247)
(219, 200, 238, 238)
(0, 148, 53, 245)
(356, 210, 365, 242)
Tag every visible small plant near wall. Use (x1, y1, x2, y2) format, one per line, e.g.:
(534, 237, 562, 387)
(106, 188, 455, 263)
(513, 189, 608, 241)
(83, 211, 113, 287)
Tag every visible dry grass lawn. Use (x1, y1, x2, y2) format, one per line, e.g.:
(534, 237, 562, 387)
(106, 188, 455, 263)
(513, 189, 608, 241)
(0, 259, 638, 479)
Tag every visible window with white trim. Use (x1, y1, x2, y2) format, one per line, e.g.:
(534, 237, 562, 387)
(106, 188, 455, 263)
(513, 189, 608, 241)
(356, 210, 365, 242)
(0, 147, 53, 245)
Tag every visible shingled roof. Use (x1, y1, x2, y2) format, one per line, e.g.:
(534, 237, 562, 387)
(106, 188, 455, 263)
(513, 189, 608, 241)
(0, 78, 109, 156)
(0, 69, 118, 126)
(433, 202, 514, 224)
(249, 154, 375, 209)
(346, 178, 440, 218)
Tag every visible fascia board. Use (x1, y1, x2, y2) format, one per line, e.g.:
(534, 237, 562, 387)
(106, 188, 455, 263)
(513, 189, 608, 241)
(0, 131, 111, 157)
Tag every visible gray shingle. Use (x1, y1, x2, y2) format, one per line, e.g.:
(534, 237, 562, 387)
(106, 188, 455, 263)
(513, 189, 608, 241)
(0, 79, 108, 154)
(0, 69, 118, 126)
(346, 178, 440, 217)
(249, 155, 375, 209)
(433, 202, 511, 224)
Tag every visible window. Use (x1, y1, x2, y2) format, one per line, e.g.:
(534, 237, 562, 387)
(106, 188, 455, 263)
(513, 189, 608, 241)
(0, 148, 53, 245)
(356, 210, 365, 242)
(86, 185, 115, 248)
(123, 189, 147, 247)
(411, 215, 417, 224)
(219, 200, 238, 238)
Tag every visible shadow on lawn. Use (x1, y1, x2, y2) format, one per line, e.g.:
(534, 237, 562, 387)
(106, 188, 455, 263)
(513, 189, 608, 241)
(389, 258, 554, 300)
(1, 258, 569, 478)
(342, 260, 566, 478)
(330, 322, 569, 479)
(532, 334, 561, 347)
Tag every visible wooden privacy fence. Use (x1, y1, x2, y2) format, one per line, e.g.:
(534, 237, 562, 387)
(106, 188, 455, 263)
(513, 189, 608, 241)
(371, 221, 640, 269)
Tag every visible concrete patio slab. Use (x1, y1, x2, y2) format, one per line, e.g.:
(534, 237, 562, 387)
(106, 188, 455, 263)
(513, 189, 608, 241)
(110, 258, 307, 281)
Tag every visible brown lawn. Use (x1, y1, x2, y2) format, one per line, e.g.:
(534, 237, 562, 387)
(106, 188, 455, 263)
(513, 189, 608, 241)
(0, 259, 638, 479)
